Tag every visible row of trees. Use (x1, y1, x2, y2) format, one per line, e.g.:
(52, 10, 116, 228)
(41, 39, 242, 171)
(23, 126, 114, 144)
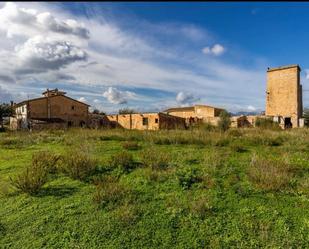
(0, 103, 14, 129)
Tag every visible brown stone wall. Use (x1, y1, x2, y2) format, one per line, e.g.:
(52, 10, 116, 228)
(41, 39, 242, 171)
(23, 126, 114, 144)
(29, 95, 88, 126)
(106, 113, 185, 130)
(265, 65, 302, 127)
(194, 105, 215, 118)
(159, 113, 186, 129)
(167, 110, 195, 119)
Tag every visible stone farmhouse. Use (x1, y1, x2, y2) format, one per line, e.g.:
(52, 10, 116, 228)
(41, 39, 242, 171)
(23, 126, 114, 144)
(106, 112, 186, 130)
(164, 105, 225, 126)
(10, 88, 90, 130)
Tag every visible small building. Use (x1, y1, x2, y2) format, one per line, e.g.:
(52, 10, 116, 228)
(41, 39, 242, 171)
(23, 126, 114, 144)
(106, 112, 186, 130)
(10, 88, 90, 130)
(164, 104, 225, 126)
(265, 64, 303, 128)
(231, 115, 259, 128)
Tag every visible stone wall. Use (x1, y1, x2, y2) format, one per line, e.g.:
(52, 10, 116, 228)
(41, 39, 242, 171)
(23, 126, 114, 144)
(265, 65, 303, 127)
(106, 113, 185, 130)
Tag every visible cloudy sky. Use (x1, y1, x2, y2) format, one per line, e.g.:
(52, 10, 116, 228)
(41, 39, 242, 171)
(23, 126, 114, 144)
(0, 2, 308, 113)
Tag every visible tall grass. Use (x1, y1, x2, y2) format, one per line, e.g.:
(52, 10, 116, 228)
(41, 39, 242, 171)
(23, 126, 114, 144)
(247, 154, 294, 191)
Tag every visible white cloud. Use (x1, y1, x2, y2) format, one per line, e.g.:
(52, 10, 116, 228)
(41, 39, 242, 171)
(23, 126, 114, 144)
(78, 97, 86, 103)
(202, 43, 225, 56)
(103, 87, 137, 104)
(14, 36, 87, 74)
(0, 2, 89, 40)
(176, 91, 198, 105)
(247, 105, 256, 111)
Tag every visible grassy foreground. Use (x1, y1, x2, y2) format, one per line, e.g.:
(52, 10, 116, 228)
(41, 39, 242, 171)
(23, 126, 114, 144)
(0, 128, 308, 248)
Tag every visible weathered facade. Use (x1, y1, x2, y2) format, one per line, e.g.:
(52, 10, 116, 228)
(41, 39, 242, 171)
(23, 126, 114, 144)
(265, 65, 303, 128)
(11, 89, 89, 130)
(106, 112, 186, 130)
(165, 105, 225, 126)
(230, 115, 259, 128)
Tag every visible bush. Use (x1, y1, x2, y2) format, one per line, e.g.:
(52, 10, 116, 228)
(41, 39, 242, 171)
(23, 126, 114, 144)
(10, 150, 60, 195)
(265, 136, 285, 146)
(140, 148, 170, 170)
(32, 150, 61, 174)
(92, 176, 129, 209)
(255, 117, 280, 130)
(195, 122, 215, 132)
(218, 110, 231, 132)
(99, 135, 125, 141)
(109, 151, 135, 173)
(60, 148, 97, 180)
(122, 141, 140, 150)
(230, 143, 247, 153)
(247, 154, 293, 191)
(176, 166, 201, 189)
(189, 196, 213, 218)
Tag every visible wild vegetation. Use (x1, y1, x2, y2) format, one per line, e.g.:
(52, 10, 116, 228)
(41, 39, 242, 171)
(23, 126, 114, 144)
(0, 127, 308, 248)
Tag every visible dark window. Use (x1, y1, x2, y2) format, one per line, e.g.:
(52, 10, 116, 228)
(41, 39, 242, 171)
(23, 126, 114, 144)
(68, 121, 73, 127)
(155, 118, 158, 123)
(142, 117, 148, 126)
(22, 106, 24, 112)
(71, 106, 75, 110)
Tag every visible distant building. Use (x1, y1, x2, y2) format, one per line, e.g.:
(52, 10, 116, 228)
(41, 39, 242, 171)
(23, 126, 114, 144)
(164, 104, 225, 126)
(265, 64, 303, 128)
(106, 112, 186, 130)
(10, 88, 90, 130)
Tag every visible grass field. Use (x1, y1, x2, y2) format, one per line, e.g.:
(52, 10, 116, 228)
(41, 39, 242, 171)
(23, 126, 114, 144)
(0, 128, 308, 248)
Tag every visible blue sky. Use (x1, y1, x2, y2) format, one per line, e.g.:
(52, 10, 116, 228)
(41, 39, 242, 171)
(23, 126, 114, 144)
(0, 2, 308, 113)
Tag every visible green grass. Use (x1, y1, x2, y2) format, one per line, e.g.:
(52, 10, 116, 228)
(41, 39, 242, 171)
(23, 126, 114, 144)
(0, 128, 309, 248)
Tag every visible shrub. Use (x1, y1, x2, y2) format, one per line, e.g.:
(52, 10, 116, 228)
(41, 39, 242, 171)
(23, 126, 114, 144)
(230, 143, 247, 153)
(140, 148, 170, 170)
(265, 136, 285, 146)
(228, 129, 243, 137)
(122, 141, 140, 150)
(176, 166, 201, 189)
(0, 180, 11, 197)
(10, 150, 60, 195)
(92, 176, 129, 209)
(195, 122, 215, 132)
(115, 204, 139, 225)
(215, 138, 230, 147)
(247, 154, 293, 191)
(99, 135, 125, 141)
(218, 110, 231, 132)
(60, 148, 97, 180)
(32, 150, 61, 174)
(109, 151, 135, 173)
(255, 117, 280, 130)
(189, 196, 213, 218)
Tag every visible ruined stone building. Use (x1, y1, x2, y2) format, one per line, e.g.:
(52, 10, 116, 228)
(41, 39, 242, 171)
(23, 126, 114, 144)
(10, 88, 89, 130)
(106, 112, 186, 130)
(265, 65, 303, 128)
(164, 105, 225, 126)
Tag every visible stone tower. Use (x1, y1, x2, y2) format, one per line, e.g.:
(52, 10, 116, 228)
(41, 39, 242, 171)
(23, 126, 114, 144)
(265, 64, 303, 128)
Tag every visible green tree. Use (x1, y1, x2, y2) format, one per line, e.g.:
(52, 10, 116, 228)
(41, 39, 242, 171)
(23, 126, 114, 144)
(0, 103, 14, 129)
(119, 108, 136, 114)
(218, 110, 231, 132)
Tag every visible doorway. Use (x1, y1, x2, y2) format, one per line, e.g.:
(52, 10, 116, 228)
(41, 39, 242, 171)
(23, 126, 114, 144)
(284, 117, 292, 129)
